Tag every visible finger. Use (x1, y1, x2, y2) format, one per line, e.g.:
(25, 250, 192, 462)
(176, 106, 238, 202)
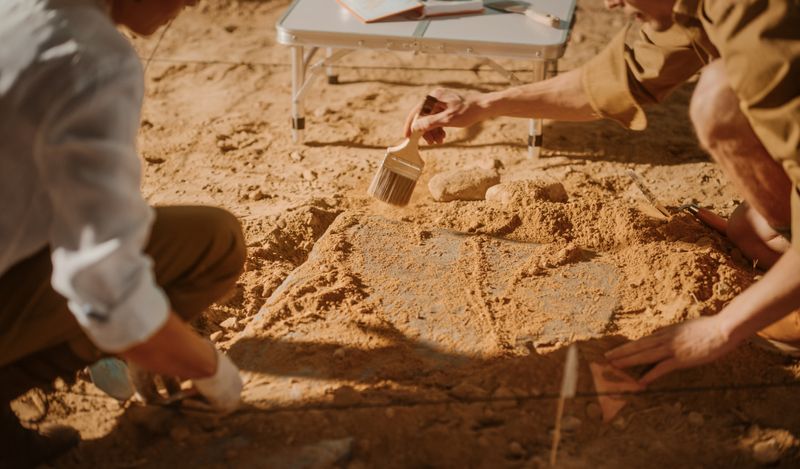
(411, 114, 447, 134)
(605, 334, 668, 361)
(609, 344, 672, 369)
(162, 376, 183, 396)
(639, 358, 679, 385)
(403, 102, 424, 137)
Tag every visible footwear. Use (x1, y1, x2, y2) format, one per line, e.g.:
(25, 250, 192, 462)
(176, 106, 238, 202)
(0, 403, 80, 469)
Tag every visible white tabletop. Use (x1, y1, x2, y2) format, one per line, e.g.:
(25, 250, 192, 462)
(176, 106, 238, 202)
(277, 0, 576, 59)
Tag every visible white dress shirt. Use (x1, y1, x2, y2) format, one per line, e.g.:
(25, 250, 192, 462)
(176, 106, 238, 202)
(0, 0, 169, 353)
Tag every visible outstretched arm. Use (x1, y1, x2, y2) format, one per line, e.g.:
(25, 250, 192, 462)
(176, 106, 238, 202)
(607, 247, 800, 384)
(403, 68, 598, 144)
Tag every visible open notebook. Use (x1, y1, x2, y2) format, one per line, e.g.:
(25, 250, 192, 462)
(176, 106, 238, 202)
(337, 0, 485, 23)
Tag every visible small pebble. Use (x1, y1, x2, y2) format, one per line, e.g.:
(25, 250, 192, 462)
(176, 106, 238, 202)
(290, 151, 304, 162)
(449, 382, 487, 399)
(508, 441, 525, 457)
(220, 317, 239, 330)
(333, 347, 346, 359)
(687, 411, 704, 427)
(252, 190, 269, 201)
(752, 438, 782, 465)
(302, 169, 318, 181)
(611, 416, 627, 431)
(561, 415, 582, 432)
(585, 402, 602, 421)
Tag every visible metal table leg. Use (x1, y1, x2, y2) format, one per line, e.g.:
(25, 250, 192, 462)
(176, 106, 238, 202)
(291, 45, 305, 143)
(325, 48, 339, 84)
(528, 59, 547, 159)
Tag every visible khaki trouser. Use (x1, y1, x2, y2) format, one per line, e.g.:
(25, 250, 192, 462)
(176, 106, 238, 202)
(0, 206, 246, 403)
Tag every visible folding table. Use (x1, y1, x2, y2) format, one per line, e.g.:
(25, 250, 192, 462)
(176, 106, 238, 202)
(276, 0, 576, 158)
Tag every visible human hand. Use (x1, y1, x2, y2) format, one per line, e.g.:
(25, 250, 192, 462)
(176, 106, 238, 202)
(605, 315, 742, 385)
(403, 89, 492, 145)
(128, 362, 184, 404)
(191, 347, 243, 414)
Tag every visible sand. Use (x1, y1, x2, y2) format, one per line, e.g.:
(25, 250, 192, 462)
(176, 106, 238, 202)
(11, 0, 800, 467)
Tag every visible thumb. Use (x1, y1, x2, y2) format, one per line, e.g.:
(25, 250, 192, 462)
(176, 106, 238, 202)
(411, 114, 446, 134)
(638, 358, 677, 385)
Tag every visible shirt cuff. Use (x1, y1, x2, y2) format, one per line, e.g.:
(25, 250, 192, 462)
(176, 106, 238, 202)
(581, 25, 648, 131)
(790, 186, 800, 252)
(70, 276, 170, 353)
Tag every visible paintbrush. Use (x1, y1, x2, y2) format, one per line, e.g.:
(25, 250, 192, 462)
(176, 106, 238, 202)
(550, 343, 578, 466)
(627, 170, 671, 217)
(368, 95, 437, 206)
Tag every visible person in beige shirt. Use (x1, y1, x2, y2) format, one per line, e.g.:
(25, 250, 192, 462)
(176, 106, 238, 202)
(404, 0, 800, 383)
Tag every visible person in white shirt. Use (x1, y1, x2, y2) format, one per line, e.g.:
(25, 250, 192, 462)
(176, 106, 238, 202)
(0, 1, 246, 466)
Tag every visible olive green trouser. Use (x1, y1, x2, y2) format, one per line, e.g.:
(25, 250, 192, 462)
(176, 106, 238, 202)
(0, 206, 246, 403)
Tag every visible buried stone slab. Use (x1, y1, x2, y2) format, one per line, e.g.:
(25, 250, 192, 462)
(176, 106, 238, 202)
(252, 213, 619, 357)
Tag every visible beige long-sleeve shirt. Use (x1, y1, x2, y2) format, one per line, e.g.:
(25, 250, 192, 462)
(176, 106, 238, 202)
(580, 0, 800, 244)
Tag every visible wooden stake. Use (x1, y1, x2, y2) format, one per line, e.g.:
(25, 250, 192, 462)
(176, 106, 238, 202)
(550, 344, 578, 466)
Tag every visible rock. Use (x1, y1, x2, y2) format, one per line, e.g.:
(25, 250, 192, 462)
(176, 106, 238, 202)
(561, 416, 582, 432)
(220, 317, 239, 330)
(491, 388, 518, 410)
(251, 189, 269, 201)
(449, 382, 487, 400)
(290, 151, 304, 162)
(302, 169, 318, 181)
(428, 168, 500, 202)
(333, 347, 346, 359)
(485, 179, 568, 206)
(209, 331, 224, 342)
(752, 438, 782, 465)
(169, 425, 191, 443)
(611, 416, 627, 431)
(585, 402, 602, 421)
(687, 411, 704, 427)
(508, 441, 525, 457)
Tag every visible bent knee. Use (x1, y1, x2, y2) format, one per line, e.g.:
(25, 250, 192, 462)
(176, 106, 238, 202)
(204, 207, 247, 281)
(725, 203, 758, 247)
(689, 62, 747, 150)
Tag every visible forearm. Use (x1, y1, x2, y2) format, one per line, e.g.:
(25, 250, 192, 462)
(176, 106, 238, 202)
(720, 248, 800, 342)
(480, 68, 599, 122)
(120, 312, 217, 380)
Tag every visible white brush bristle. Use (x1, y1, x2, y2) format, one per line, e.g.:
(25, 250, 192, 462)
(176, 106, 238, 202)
(368, 165, 418, 206)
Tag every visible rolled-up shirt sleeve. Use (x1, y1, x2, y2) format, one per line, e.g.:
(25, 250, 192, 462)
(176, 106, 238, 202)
(703, 0, 800, 248)
(581, 22, 707, 130)
(32, 42, 169, 353)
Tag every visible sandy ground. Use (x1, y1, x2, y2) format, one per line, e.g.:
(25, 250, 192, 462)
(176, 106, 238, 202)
(13, 0, 800, 467)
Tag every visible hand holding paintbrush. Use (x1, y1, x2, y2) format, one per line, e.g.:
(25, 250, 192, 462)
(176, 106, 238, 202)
(368, 95, 438, 206)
